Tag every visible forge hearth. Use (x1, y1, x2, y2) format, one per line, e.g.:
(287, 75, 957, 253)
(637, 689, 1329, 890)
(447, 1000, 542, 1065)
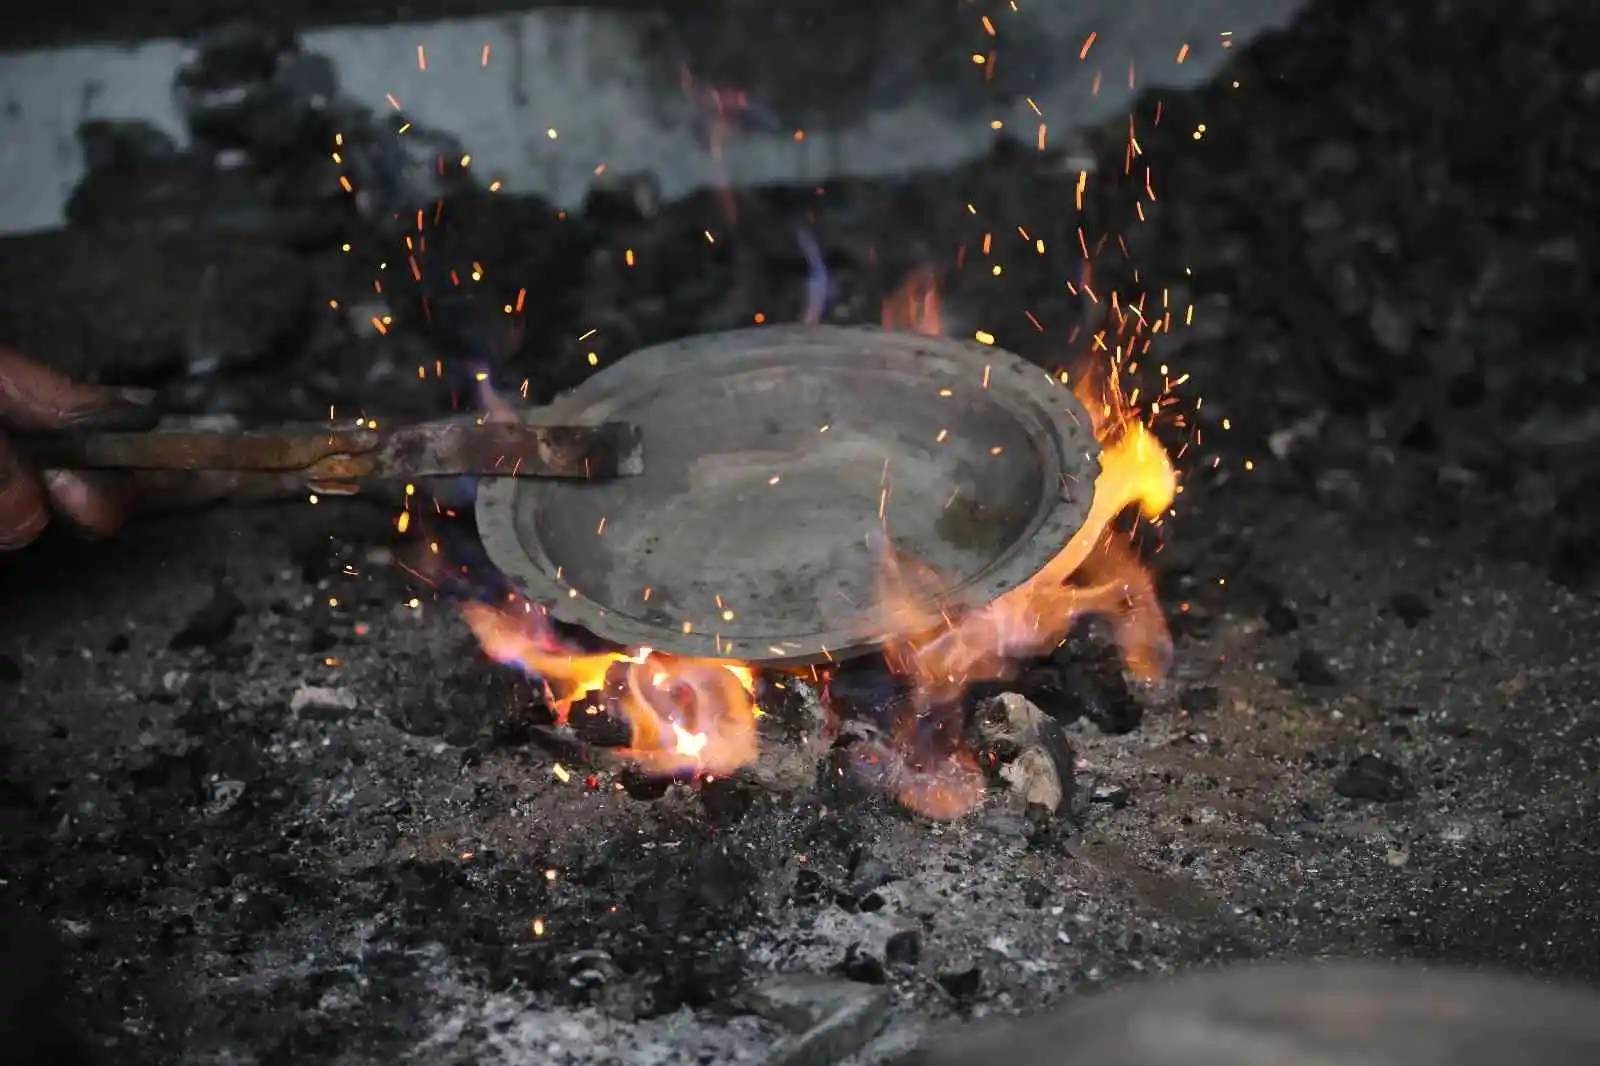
(452, 321, 1176, 821)
(479, 616, 1126, 825)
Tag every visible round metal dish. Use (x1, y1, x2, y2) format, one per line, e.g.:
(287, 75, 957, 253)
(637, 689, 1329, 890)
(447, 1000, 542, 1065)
(476, 324, 1099, 666)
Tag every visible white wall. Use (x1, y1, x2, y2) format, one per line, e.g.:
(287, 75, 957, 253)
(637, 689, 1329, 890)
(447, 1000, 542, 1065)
(0, 2, 1305, 236)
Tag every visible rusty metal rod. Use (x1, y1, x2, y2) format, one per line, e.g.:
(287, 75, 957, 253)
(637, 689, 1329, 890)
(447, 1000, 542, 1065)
(15, 418, 644, 493)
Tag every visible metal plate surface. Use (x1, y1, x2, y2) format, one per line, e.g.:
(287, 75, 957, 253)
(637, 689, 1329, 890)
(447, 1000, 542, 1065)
(896, 962, 1600, 1066)
(476, 325, 1100, 666)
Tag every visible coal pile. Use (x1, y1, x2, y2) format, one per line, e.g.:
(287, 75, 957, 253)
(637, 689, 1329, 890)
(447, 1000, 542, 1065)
(1077, 0, 1600, 583)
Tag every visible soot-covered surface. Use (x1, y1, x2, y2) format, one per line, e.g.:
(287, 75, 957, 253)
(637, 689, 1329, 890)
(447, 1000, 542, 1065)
(2, 1, 1599, 1063)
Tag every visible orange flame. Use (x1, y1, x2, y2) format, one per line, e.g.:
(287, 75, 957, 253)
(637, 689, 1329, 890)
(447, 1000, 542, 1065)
(860, 269, 1178, 817)
(878, 422, 1175, 713)
(462, 600, 759, 777)
(881, 265, 943, 337)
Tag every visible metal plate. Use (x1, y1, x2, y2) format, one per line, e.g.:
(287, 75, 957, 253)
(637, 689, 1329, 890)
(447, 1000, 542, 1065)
(476, 325, 1099, 666)
(896, 962, 1600, 1066)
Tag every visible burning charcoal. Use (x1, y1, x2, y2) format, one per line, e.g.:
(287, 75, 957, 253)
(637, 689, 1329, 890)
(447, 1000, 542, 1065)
(977, 693, 1076, 817)
(619, 772, 671, 802)
(169, 586, 246, 650)
(1293, 648, 1341, 687)
(936, 966, 982, 1000)
(817, 744, 903, 811)
(971, 663, 1065, 709)
(743, 974, 890, 1066)
(884, 929, 922, 967)
(978, 692, 1048, 745)
(567, 703, 632, 749)
(746, 730, 832, 795)
(824, 657, 916, 727)
(1003, 749, 1070, 815)
(1334, 755, 1412, 803)
(1166, 599, 1214, 642)
(760, 675, 819, 722)
(1388, 592, 1434, 628)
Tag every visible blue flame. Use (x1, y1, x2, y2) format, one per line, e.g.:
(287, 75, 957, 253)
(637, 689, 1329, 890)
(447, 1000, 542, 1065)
(794, 226, 831, 324)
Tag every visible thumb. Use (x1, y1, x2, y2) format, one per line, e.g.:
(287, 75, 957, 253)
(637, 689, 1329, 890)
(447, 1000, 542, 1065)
(0, 349, 160, 431)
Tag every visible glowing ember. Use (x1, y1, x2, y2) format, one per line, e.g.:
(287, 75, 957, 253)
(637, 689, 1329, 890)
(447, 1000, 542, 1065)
(846, 737, 987, 823)
(461, 601, 759, 777)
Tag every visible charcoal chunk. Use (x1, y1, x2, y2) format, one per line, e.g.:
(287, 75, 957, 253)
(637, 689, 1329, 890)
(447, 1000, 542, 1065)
(169, 587, 246, 650)
(1264, 600, 1301, 635)
(885, 929, 922, 967)
(1293, 648, 1340, 687)
(1334, 755, 1411, 803)
(839, 944, 887, 985)
(937, 966, 982, 1000)
(1388, 592, 1433, 628)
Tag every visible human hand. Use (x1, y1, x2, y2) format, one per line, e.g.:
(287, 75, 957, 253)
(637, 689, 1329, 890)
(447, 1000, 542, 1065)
(0, 348, 159, 550)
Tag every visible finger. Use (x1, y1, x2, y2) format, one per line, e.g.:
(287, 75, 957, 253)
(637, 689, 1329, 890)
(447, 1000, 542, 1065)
(42, 469, 134, 538)
(0, 435, 49, 550)
(0, 348, 159, 431)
